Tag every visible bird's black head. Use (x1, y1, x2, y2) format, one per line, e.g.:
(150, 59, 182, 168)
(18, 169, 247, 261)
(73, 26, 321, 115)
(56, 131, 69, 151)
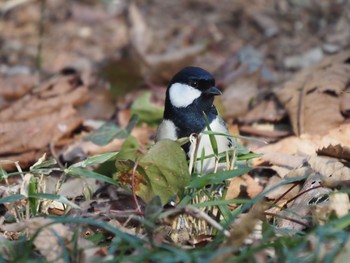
(163, 66, 221, 139)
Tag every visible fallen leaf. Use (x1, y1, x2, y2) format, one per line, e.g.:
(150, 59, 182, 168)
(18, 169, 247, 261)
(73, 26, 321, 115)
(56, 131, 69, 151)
(317, 144, 350, 162)
(243, 174, 263, 198)
(222, 77, 259, 119)
(0, 106, 81, 155)
(225, 176, 245, 200)
(328, 192, 350, 217)
(276, 50, 350, 135)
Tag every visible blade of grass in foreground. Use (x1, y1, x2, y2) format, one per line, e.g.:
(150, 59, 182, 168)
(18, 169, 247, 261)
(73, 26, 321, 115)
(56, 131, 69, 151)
(29, 193, 80, 209)
(188, 167, 251, 189)
(0, 194, 25, 204)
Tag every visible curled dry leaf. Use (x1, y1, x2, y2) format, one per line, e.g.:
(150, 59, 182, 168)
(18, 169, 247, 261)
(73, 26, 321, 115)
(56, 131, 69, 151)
(275, 50, 350, 136)
(317, 144, 350, 161)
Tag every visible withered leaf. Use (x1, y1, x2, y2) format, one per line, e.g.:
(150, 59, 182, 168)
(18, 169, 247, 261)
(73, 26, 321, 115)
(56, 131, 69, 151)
(275, 50, 350, 136)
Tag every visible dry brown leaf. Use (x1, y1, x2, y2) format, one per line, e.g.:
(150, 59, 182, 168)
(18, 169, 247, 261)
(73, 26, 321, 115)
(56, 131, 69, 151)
(328, 192, 350, 217)
(340, 92, 350, 116)
(243, 174, 263, 198)
(264, 175, 300, 200)
(242, 99, 286, 124)
(226, 176, 245, 200)
(317, 144, 350, 161)
(0, 74, 37, 100)
(222, 77, 259, 119)
(129, 2, 152, 55)
(275, 50, 350, 136)
(308, 155, 350, 181)
(0, 150, 45, 171)
(0, 106, 81, 155)
(0, 74, 89, 169)
(0, 76, 88, 122)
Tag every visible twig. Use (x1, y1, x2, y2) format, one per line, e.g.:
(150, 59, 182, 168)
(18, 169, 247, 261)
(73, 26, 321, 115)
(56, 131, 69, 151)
(287, 185, 323, 204)
(273, 183, 299, 205)
(49, 141, 64, 169)
(264, 211, 309, 228)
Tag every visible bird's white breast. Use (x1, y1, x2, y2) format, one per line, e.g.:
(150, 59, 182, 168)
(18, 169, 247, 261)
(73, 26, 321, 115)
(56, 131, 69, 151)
(156, 119, 178, 141)
(189, 116, 231, 173)
(169, 83, 201, 108)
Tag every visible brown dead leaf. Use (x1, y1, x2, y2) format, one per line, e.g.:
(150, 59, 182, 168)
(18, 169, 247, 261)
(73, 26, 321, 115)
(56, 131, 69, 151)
(243, 174, 263, 198)
(317, 144, 350, 161)
(0, 74, 88, 169)
(0, 106, 81, 155)
(264, 175, 300, 200)
(0, 75, 88, 122)
(226, 176, 245, 200)
(222, 77, 259, 119)
(275, 50, 350, 136)
(242, 99, 286, 124)
(328, 193, 350, 217)
(0, 74, 37, 100)
(308, 155, 350, 181)
(0, 150, 45, 171)
(340, 91, 350, 116)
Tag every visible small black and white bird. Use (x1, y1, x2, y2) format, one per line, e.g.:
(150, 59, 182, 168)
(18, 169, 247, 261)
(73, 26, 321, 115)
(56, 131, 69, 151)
(156, 66, 232, 173)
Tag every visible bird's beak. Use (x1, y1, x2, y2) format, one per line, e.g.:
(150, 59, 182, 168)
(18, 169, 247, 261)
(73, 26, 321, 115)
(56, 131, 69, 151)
(204, 86, 222, 96)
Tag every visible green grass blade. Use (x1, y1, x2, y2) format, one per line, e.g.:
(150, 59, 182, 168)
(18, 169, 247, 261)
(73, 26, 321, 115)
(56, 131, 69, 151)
(188, 167, 251, 189)
(0, 194, 25, 204)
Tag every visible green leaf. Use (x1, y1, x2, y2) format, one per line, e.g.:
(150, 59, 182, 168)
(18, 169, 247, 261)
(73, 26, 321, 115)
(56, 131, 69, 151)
(188, 167, 251, 189)
(83, 123, 128, 146)
(71, 152, 119, 168)
(30, 158, 57, 170)
(115, 136, 140, 162)
(0, 194, 25, 204)
(137, 139, 190, 205)
(237, 152, 263, 160)
(131, 92, 163, 125)
(67, 167, 119, 186)
(28, 176, 38, 215)
(83, 115, 138, 146)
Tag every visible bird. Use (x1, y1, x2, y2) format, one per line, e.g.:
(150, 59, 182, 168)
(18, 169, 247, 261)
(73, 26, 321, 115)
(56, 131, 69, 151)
(156, 66, 232, 173)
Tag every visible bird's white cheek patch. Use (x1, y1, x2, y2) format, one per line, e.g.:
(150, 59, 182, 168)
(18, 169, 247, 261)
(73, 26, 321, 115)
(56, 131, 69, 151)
(169, 83, 201, 108)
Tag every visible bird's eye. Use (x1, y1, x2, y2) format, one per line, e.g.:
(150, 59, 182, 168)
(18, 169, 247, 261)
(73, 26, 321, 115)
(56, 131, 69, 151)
(190, 80, 198, 88)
